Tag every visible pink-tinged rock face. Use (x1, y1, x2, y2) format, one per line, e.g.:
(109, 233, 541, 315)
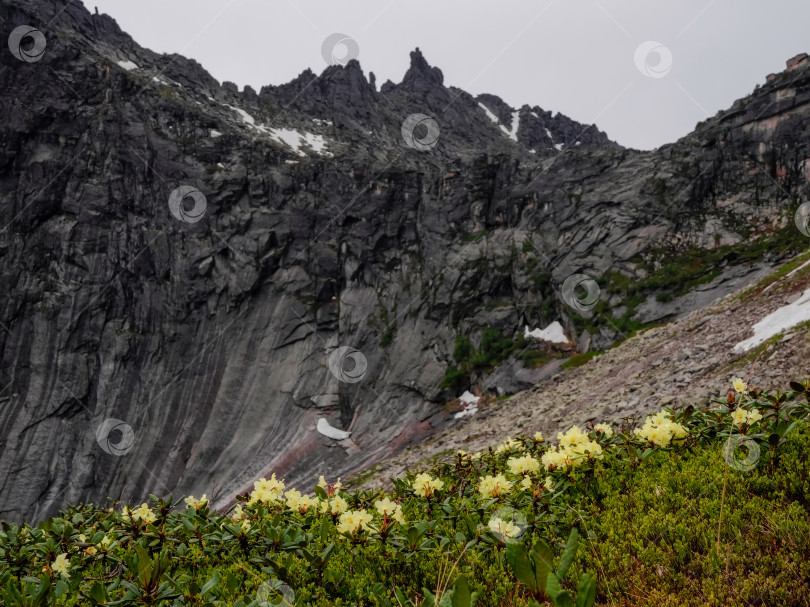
(786, 53, 809, 71)
(776, 88, 796, 101)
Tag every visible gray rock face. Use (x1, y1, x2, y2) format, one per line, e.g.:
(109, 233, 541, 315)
(1, 0, 810, 522)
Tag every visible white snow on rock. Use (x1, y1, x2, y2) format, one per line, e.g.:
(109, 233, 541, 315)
(554, 143, 564, 151)
(316, 418, 352, 440)
(503, 110, 520, 142)
(524, 321, 569, 344)
(477, 103, 520, 142)
(734, 288, 810, 352)
(224, 105, 330, 156)
(225, 104, 257, 126)
(458, 391, 479, 405)
(454, 391, 480, 419)
(117, 60, 139, 71)
(210, 129, 222, 138)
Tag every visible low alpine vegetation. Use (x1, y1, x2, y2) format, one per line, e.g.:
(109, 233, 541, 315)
(1, 379, 809, 606)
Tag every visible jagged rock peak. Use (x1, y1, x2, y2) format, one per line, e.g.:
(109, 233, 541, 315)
(401, 47, 444, 89)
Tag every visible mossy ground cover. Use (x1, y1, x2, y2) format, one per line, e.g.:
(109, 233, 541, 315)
(2, 381, 809, 606)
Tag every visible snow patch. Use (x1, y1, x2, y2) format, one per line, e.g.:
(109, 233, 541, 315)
(554, 143, 564, 151)
(312, 118, 333, 126)
(316, 418, 352, 440)
(224, 105, 330, 156)
(524, 321, 569, 344)
(210, 129, 222, 138)
(117, 60, 138, 71)
(477, 103, 519, 142)
(733, 288, 810, 352)
(454, 391, 480, 419)
(225, 104, 256, 126)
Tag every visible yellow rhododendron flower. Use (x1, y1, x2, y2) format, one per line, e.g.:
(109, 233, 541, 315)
(184, 494, 208, 509)
(544, 477, 554, 491)
(594, 423, 613, 438)
(495, 437, 519, 453)
(478, 474, 513, 498)
(52, 553, 70, 578)
(285, 489, 316, 514)
(733, 378, 748, 394)
(633, 410, 688, 447)
(231, 505, 244, 521)
(326, 495, 349, 516)
(413, 473, 444, 498)
(533, 431, 544, 442)
(471, 452, 482, 460)
(336, 509, 373, 535)
(732, 407, 763, 427)
(488, 517, 520, 539)
(122, 503, 157, 524)
(100, 535, 111, 549)
(507, 454, 540, 475)
(520, 476, 533, 490)
(374, 497, 405, 524)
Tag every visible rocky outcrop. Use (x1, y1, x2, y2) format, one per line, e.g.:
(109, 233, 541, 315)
(1, 0, 810, 522)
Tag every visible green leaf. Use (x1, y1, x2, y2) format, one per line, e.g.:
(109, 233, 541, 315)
(575, 573, 597, 607)
(547, 573, 574, 607)
(451, 575, 471, 607)
(89, 581, 108, 604)
(505, 543, 537, 592)
(531, 540, 554, 594)
(313, 486, 328, 500)
(200, 571, 219, 597)
(556, 528, 579, 581)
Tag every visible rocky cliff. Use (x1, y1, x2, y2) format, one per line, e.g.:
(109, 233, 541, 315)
(1, 0, 809, 522)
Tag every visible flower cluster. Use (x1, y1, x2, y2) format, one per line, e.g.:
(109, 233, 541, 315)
(284, 489, 317, 514)
(52, 553, 70, 578)
(487, 516, 521, 539)
(633, 411, 688, 447)
(412, 473, 444, 498)
(478, 474, 513, 498)
(248, 473, 285, 505)
(731, 407, 763, 427)
(121, 503, 157, 524)
(337, 509, 373, 535)
(184, 494, 209, 509)
(541, 425, 603, 471)
(507, 454, 541, 475)
(594, 423, 613, 437)
(374, 497, 405, 524)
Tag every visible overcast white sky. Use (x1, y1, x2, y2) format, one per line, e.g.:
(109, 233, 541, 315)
(80, 0, 810, 150)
